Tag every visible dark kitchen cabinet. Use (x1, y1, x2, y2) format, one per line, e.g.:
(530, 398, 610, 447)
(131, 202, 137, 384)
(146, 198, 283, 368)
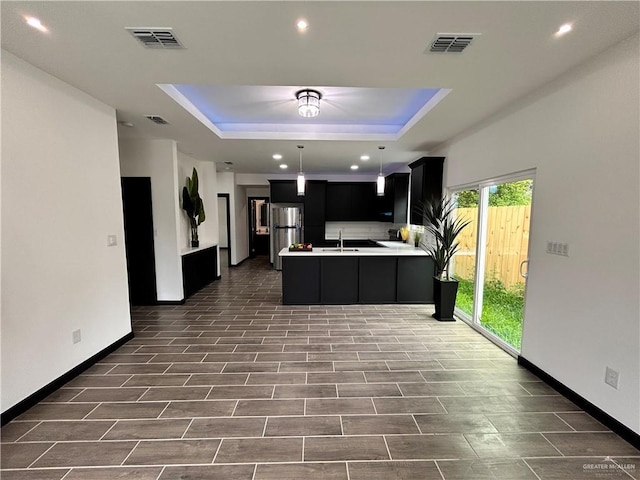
(326, 182, 377, 221)
(359, 257, 397, 303)
(351, 182, 376, 220)
(269, 180, 301, 204)
(281, 254, 435, 305)
(321, 257, 359, 304)
(325, 183, 351, 221)
(397, 256, 434, 303)
(282, 256, 321, 304)
(409, 157, 444, 225)
(379, 173, 409, 223)
(303, 180, 327, 244)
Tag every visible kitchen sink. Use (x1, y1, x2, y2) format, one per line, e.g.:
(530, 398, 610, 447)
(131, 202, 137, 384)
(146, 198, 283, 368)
(322, 248, 359, 252)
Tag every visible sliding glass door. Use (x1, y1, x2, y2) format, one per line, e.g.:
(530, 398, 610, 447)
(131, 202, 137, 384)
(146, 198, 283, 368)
(451, 174, 533, 353)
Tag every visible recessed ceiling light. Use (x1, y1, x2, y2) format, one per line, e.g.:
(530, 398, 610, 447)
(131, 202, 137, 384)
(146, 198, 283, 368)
(296, 19, 309, 32)
(360, 155, 370, 161)
(555, 23, 572, 37)
(350, 165, 359, 171)
(118, 121, 135, 128)
(25, 16, 48, 33)
(280, 164, 288, 169)
(273, 153, 282, 160)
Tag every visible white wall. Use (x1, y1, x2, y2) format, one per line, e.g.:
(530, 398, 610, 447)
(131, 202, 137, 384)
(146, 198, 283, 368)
(234, 184, 250, 262)
(177, 152, 219, 249)
(119, 139, 183, 301)
(217, 172, 243, 265)
(437, 34, 640, 433)
(247, 187, 270, 198)
(1, 52, 132, 412)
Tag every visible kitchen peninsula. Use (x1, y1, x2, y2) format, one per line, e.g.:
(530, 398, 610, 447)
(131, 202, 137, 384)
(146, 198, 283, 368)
(280, 242, 434, 305)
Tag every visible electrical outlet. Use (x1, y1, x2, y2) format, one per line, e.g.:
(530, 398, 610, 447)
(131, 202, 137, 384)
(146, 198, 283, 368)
(107, 235, 117, 247)
(72, 329, 82, 344)
(605, 367, 619, 389)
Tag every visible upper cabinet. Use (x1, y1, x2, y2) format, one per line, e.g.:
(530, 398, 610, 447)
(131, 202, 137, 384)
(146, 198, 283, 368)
(326, 182, 377, 221)
(269, 180, 301, 203)
(303, 180, 327, 245)
(409, 157, 444, 225)
(379, 173, 409, 224)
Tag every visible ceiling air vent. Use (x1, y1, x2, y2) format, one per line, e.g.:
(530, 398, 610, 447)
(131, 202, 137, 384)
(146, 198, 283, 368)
(428, 34, 477, 53)
(126, 28, 184, 49)
(145, 115, 169, 125)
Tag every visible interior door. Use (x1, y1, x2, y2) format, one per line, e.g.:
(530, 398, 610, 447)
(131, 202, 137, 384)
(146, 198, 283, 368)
(121, 177, 157, 305)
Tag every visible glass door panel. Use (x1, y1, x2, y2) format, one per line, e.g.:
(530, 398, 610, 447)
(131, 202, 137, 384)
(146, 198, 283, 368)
(479, 179, 532, 350)
(451, 190, 479, 320)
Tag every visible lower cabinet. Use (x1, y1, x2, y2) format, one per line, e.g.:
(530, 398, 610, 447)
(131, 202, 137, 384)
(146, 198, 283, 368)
(282, 257, 321, 304)
(397, 257, 434, 303)
(321, 257, 359, 304)
(281, 255, 434, 304)
(182, 246, 218, 299)
(359, 257, 397, 303)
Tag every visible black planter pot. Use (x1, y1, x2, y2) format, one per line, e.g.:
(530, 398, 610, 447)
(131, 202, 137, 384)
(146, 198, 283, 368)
(191, 240, 199, 248)
(432, 277, 458, 321)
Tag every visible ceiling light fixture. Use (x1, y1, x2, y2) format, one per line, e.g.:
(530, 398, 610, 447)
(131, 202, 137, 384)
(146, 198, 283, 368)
(273, 153, 282, 160)
(360, 155, 370, 161)
(296, 89, 321, 118)
(25, 16, 48, 32)
(351, 165, 359, 171)
(280, 164, 288, 169)
(377, 146, 386, 197)
(297, 145, 305, 196)
(296, 19, 309, 32)
(555, 23, 572, 36)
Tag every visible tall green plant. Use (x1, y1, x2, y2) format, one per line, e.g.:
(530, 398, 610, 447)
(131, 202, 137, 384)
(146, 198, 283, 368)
(181, 168, 206, 245)
(416, 197, 470, 280)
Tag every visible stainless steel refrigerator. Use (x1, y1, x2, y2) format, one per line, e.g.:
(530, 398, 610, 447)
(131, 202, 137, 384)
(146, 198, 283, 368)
(270, 205, 303, 270)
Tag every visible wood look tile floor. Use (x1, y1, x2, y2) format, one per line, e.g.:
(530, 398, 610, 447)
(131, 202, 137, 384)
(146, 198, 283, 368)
(2, 255, 639, 479)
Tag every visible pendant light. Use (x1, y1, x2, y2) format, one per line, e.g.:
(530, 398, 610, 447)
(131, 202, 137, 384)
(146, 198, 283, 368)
(376, 146, 385, 196)
(297, 145, 305, 196)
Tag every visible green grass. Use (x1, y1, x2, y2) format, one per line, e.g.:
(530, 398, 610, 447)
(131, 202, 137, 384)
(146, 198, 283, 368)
(455, 277, 524, 350)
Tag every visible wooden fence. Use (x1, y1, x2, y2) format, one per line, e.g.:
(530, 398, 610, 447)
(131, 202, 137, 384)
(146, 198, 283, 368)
(452, 205, 531, 289)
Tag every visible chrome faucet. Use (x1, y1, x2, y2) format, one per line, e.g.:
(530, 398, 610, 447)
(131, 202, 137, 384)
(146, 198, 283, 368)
(338, 229, 344, 252)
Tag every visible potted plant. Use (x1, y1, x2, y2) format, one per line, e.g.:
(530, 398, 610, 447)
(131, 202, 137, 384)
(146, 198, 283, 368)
(181, 168, 206, 247)
(418, 197, 470, 321)
(413, 230, 423, 248)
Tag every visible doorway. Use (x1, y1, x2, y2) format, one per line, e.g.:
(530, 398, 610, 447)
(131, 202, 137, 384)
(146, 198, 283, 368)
(121, 177, 157, 305)
(451, 172, 534, 353)
(217, 193, 231, 267)
(249, 197, 270, 257)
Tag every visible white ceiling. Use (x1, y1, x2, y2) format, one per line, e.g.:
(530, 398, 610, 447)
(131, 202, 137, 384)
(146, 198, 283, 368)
(1, 1, 638, 175)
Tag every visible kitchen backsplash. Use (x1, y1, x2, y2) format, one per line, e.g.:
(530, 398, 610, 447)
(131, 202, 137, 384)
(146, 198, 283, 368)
(326, 222, 399, 240)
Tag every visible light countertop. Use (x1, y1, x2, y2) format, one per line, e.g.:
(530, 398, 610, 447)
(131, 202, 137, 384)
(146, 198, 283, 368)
(181, 242, 217, 256)
(279, 243, 428, 257)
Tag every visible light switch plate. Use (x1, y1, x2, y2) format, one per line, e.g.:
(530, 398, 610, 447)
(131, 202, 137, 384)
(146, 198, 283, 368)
(107, 235, 117, 247)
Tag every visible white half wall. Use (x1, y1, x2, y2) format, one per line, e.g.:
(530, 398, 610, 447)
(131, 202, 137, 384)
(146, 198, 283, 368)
(437, 34, 640, 433)
(119, 139, 183, 301)
(1, 52, 132, 412)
